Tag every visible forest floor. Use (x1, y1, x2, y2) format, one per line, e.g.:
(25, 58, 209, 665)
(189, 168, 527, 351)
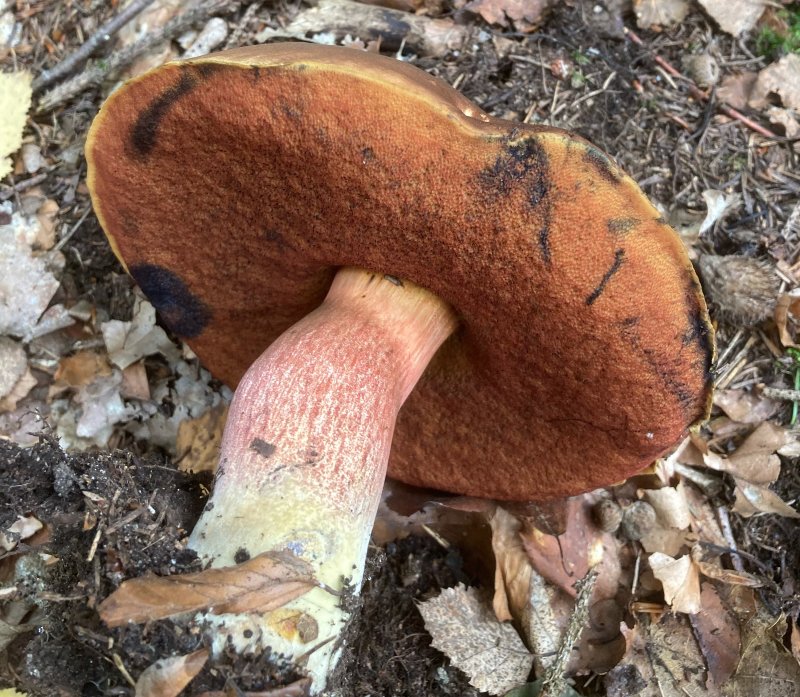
(1, 0, 800, 695)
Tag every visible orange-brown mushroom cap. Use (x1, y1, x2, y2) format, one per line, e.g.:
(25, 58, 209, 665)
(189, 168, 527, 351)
(86, 43, 714, 500)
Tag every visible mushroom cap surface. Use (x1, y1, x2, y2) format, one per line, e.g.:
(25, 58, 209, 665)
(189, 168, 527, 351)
(86, 43, 714, 500)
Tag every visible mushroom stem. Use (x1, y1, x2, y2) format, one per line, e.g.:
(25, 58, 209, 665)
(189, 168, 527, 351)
(188, 267, 457, 690)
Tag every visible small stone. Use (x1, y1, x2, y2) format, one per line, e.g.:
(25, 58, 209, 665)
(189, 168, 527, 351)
(620, 501, 656, 541)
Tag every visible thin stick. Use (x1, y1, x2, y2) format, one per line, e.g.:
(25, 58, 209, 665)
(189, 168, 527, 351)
(33, 0, 157, 92)
(38, 0, 238, 112)
(540, 568, 598, 697)
(624, 27, 780, 139)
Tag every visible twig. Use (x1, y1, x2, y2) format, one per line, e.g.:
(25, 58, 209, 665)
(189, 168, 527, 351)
(761, 385, 800, 402)
(716, 505, 745, 573)
(33, 0, 157, 92)
(38, 0, 239, 112)
(0, 172, 49, 201)
(624, 27, 780, 139)
(540, 568, 598, 697)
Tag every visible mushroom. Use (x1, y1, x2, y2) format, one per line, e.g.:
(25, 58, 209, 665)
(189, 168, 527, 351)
(85, 43, 714, 690)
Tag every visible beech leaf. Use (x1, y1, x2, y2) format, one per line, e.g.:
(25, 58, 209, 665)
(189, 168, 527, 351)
(134, 649, 209, 697)
(99, 551, 319, 627)
(417, 584, 533, 695)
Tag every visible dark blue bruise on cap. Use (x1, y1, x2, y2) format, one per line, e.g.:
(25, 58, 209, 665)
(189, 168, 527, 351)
(130, 263, 211, 338)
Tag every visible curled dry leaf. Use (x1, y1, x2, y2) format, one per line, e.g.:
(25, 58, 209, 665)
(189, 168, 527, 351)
(489, 506, 531, 623)
(175, 403, 228, 474)
(649, 552, 702, 614)
(134, 648, 209, 697)
(99, 551, 319, 627)
(417, 584, 533, 696)
(101, 294, 180, 370)
(775, 292, 800, 348)
(733, 483, 800, 519)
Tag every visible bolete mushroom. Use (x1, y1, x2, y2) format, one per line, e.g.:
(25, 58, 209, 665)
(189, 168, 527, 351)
(86, 43, 714, 690)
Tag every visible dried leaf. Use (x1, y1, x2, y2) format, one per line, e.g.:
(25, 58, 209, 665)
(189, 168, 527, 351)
(0, 366, 36, 413)
(51, 350, 112, 394)
(0, 337, 26, 401)
(489, 507, 532, 622)
(0, 71, 32, 179)
(606, 613, 712, 697)
(722, 609, 800, 696)
(417, 584, 533, 695)
(135, 649, 209, 697)
(99, 551, 318, 627)
(775, 292, 800, 347)
(749, 54, 800, 111)
(718, 71, 758, 110)
(698, 0, 765, 36)
(649, 553, 702, 614)
(101, 294, 180, 370)
(634, 0, 688, 29)
(643, 486, 691, 529)
(695, 561, 763, 588)
(465, 0, 551, 31)
(713, 388, 780, 424)
(702, 422, 788, 485)
(700, 190, 739, 234)
(0, 514, 43, 551)
(733, 483, 800, 518)
(120, 360, 151, 401)
(176, 404, 228, 473)
(0, 204, 69, 341)
(689, 583, 740, 687)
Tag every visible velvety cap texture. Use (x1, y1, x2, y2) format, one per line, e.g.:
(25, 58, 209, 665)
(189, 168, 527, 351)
(86, 43, 714, 500)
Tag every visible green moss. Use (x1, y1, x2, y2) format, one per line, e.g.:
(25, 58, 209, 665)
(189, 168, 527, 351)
(755, 8, 800, 59)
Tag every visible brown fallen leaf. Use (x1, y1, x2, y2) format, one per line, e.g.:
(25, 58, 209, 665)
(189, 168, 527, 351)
(99, 551, 319, 627)
(748, 54, 800, 111)
(689, 582, 740, 687)
(50, 350, 113, 397)
(175, 404, 228, 474)
(464, 0, 551, 32)
(417, 584, 533, 696)
(649, 552, 702, 614)
(717, 71, 758, 110)
(120, 360, 150, 401)
(713, 388, 780, 424)
(134, 648, 208, 697)
(775, 292, 800, 347)
(606, 612, 713, 697)
(643, 485, 692, 529)
(490, 506, 532, 623)
(722, 608, 800, 696)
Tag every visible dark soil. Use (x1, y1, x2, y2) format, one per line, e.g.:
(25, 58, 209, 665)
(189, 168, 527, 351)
(0, 437, 480, 696)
